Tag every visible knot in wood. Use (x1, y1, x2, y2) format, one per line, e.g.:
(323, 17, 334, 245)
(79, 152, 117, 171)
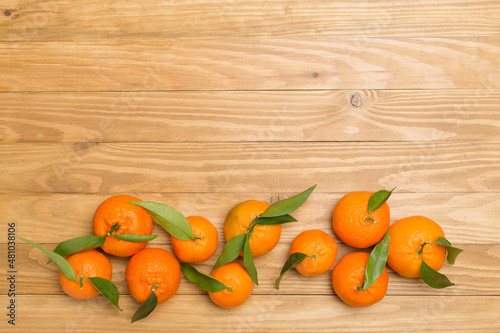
(350, 93, 362, 107)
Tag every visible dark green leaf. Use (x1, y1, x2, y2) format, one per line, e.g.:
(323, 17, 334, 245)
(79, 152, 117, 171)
(446, 246, 463, 265)
(18, 237, 78, 283)
(131, 290, 158, 323)
(260, 185, 317, 218)
(112, 234, 158, 242)
(436, 237, 463, 265)
(88, 277, 123, 311)
(275, 252, 310, 290)
(213, 233, 246, 269)
(436, 237, 451, 247)
(49, 235, 105, 263)
(243, 233, 258, 285)
(361, 230, 390, 291)
(129, 201, 193, 241)
(367, 187, 396, 213)
(180, 262, 231, 293)
(255, 214, 297, 226)
(421, 260, 455, 289)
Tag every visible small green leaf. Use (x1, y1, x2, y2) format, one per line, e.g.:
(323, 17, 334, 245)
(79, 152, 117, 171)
(243, 233, 258, 285)
(420, 260, 455, 289)
(129, 201, 193, 241)
(255, 214, 297, 226)
(367, 187, 396, 213)
(214, 233, 246, 269)
(112, 234, 158, 242)
(180, 262, 231, 293)
(436, 236, 463, 265)
(88, 277, 123, 311)
(275, 252, 310, 290)
(446, 246, 463, 265)
(360, 230, 390, 291)
(436, 237, 451, 247)
(49, 235, 105, 263)
(18, 237, 78, 283)
(260, 185, 317, 218)
(131, 291, 158, 323)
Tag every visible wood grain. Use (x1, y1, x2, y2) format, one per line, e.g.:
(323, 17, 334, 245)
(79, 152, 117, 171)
(1, 0, 499, 40)
(3, 243, 497, 296)
(2, 90, 500, 143)
(1, 142, 499, 194)
(4, 295, 500, 332)
(1, 193, 498, 244)
(1, 38, 499, 92)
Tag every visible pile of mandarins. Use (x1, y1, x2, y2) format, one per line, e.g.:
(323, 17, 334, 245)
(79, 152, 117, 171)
(21, 186, 461, 322)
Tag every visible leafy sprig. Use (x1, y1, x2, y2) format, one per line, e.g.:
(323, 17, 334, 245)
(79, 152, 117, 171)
(418, 237, 463, 288)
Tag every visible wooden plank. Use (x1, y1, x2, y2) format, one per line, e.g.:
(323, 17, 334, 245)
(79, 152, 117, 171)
(2, 243, 496, 296)
(1, 142, 499, 194)
(1, 38, 499, 92)
(1, 193, 498, 244)
(1, 0, 499, 40)
(4, 295, 499, 331)
(2, 90, 500, 143)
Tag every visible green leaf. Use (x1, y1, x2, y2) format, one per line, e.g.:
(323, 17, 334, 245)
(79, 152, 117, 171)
(18, 237, 78, 283)
(360, 230, 390, 291)
(243, 233, 258, 285)
(180, 262, 232, 293)
(420, 260, 455, 289)
(131, 291, 158, 323)
(255, 214, 297, 226)
(88, 277, 123, 311)
(436, 236, 463, 265)
(49, 235, 105, 263)
(275, 252, 310, 290)
(260, 185, 317, 218)
(112, 234, 158, 242)
(129, 201, 193, 241)
(213, 233, 246, 269)
(446, 246, 463, 265)
(367, 187, 396, 213)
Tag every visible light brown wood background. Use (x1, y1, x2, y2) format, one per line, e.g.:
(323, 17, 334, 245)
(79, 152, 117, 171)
(1, 0, 500, 331)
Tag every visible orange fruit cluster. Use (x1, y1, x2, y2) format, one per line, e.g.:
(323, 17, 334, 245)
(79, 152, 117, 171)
(329, 190, 454, 307)
(27, 186, 458, 321)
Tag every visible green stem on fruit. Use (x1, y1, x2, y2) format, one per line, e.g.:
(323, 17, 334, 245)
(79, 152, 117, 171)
(106, 223, 120, 236)
(364, 216, 375, 223)
(79, 275, 85, 289)
(152, 284, 159, 292)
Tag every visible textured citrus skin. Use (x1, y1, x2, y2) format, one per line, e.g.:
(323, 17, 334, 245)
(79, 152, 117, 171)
(331, 252, 388, 307)
(93, 195, 153, 257)
(125, 248, 181, 305)
(223, 200, 281, 257)
(387, 216, 446, 278)
(171, 216, 218, 263)
(59, 249, 112, 300)
(332, 191, 390, 248)
(289, 230, 338, 276)
(209, 263, 253, 308)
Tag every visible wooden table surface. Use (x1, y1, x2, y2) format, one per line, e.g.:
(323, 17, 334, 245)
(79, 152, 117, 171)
(1, 0, 500, 332)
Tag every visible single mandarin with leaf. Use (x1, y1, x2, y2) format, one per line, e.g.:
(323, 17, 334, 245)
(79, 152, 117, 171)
(387, 216, 446, 278)
(125, 248, 181, 304)
(224, 200, 281, 257)
(332, 252, 388, 307)
(59, 249, 112, 300)
(209, 262, 253, 308)
(289, 229, 338, 276)
(332, 191, 390, 248)
(171, 216, 218, 263)
(93, 195, 153, 257)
